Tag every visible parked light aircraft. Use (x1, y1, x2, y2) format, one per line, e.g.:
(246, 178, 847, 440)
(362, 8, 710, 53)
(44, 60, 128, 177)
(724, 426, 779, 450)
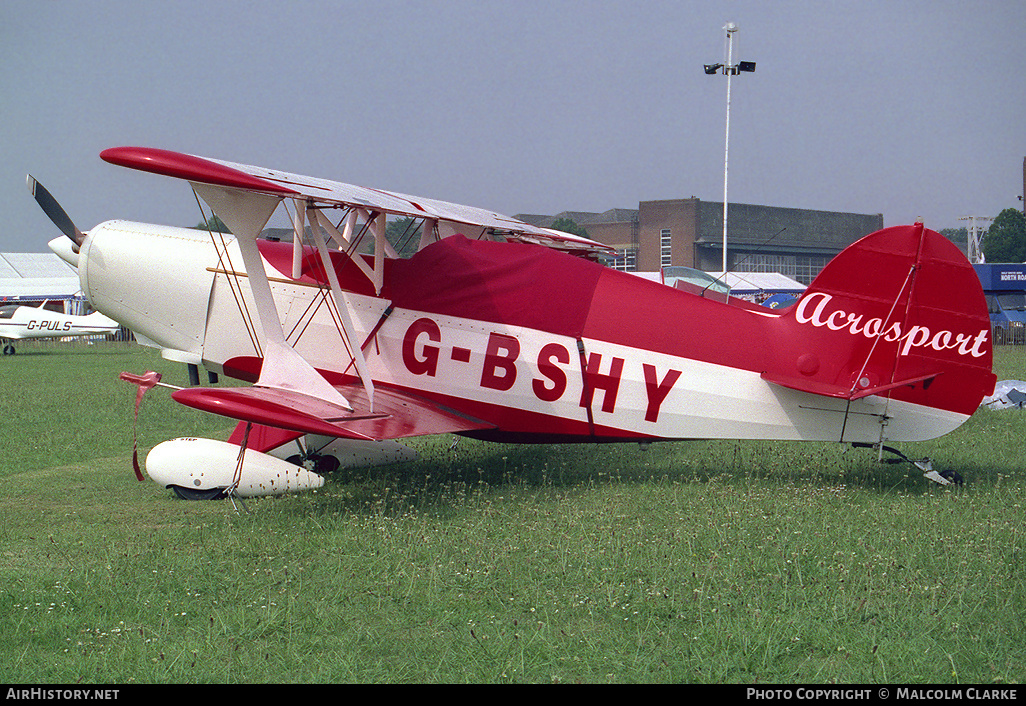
(1, 302, 119, 355)
(30, 147, 995, 498)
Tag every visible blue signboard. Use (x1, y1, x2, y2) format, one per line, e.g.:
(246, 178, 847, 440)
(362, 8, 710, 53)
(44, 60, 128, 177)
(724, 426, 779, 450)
(974, 264, 1026, 291)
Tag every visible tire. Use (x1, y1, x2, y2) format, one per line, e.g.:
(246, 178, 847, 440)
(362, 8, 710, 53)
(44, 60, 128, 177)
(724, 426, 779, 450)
(170, 485, 228, 500)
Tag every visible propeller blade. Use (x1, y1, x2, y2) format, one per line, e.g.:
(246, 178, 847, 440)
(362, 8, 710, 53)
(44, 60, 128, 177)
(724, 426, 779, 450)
(26, 175, 85, 248)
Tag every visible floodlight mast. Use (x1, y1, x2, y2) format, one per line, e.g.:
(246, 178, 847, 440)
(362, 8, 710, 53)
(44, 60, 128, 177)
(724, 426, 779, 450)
(959, 215, 993, 264)
(704, 22, 756, 274)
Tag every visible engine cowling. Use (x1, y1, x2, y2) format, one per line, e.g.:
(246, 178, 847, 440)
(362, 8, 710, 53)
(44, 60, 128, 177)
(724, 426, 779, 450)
(78, 220, 221, 365)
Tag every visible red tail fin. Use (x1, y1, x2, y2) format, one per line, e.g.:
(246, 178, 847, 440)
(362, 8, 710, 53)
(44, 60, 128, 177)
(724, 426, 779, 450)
(763, 223, 995, 418)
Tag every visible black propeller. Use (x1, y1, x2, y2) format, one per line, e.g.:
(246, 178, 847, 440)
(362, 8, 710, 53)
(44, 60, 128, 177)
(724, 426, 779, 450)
(26, 175, 85, 251)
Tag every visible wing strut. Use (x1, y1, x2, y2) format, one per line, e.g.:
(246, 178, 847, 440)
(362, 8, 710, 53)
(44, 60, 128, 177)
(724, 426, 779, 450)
(309, 207, 378, 285)
(301, 198, 376, 411)
(191, 183, 355, 412)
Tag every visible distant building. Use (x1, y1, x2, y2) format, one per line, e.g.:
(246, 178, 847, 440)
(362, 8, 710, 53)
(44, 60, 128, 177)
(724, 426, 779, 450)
(518, 198, 883, 285)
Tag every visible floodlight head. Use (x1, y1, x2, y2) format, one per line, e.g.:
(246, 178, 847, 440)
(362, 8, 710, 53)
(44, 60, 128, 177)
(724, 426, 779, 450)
(738, 61, 756, 73)
(724, 22, 737, 33)
(704, 63, 723, 75)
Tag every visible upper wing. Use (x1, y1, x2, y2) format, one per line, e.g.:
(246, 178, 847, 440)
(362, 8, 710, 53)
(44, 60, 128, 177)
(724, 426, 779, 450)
(99, 146, 614, 256)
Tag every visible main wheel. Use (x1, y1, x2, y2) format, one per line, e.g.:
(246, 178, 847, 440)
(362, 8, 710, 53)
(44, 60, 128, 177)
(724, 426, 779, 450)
(170, 485, 228, 500)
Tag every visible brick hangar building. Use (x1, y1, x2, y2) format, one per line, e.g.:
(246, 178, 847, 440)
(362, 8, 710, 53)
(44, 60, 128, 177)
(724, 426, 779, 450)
(518, 198, 884, 285)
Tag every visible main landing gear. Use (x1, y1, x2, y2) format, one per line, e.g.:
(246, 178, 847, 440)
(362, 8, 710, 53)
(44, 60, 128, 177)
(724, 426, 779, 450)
(285, 451, 341, 475)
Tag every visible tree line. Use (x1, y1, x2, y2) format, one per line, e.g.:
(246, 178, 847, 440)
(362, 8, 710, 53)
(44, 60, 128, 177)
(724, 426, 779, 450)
(942, 208, 1026, 263)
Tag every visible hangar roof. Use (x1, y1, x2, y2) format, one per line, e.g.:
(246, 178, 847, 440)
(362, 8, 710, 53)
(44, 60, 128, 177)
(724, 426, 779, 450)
(0, 252, 80, 300)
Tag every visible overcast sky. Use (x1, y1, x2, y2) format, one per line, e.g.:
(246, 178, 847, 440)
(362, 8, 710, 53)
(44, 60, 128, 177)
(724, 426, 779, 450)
(2, 0, 1024, 253)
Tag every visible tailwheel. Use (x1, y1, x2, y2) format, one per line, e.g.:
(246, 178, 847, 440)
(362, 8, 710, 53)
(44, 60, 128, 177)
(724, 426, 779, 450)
(170, 485, 228, 500)
(851, 442, 965, 486)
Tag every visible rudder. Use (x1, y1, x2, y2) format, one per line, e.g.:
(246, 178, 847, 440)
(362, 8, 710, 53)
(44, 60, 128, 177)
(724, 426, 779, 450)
(764, 223, 995, 421)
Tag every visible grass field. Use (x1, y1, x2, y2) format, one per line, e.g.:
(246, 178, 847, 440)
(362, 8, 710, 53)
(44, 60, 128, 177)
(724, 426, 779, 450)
(1, 341, 1024, 683)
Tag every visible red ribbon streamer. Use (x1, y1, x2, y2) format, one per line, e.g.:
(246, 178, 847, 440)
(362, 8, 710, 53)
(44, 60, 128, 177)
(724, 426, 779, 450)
(119, 371, 162, 481)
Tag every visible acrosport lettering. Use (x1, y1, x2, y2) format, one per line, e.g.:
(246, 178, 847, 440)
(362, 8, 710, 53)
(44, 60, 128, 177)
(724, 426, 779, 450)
(795, 292, 988, 358)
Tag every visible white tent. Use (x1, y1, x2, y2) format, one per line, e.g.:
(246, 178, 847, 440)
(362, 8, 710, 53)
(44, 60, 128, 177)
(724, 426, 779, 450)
(713, 271, 806, 295)
(1, 252, 83, 309)
(636, 267, 806, 296)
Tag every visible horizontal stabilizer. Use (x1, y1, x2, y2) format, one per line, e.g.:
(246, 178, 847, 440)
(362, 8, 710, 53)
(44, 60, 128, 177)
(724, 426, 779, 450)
(761, 372, 853, 400)
(762, 370, 942, 401)
(847, 372, 942, 401)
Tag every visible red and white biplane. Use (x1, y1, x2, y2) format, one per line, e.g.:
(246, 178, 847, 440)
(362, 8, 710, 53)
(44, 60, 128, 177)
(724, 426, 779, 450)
(30, 147, 995, 498)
